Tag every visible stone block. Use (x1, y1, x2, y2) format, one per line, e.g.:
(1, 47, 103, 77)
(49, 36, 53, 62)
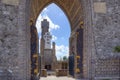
(1, 0, 19, 6)
(94, 2, 106, 13)
(56, 69, 68, 76)
(41, 69, 47, 77)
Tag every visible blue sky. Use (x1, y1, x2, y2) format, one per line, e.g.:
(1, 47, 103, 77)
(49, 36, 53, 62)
(36, 3, 70, 60)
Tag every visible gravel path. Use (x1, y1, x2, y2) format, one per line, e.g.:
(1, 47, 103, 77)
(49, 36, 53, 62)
(40, 76, 75, 80)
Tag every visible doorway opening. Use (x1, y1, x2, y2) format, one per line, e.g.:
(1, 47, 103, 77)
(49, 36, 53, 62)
(35, 3, 71, 78)
(45, 65, 51, 70)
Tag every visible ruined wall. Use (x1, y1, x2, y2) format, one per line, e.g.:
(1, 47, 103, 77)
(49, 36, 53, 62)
(92, 0, 120, 79)
(93, 0, 120, 58)
(0, 1, 20, 80)
(0, 0, 31, 80)
(0, 0, 120, 80)
(80, 0, 120, 79)
(95, 58, 120, 79)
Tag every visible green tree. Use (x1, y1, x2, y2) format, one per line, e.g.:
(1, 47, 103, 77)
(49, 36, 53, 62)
(63, 56, 68, 61)
(114, 46, 120, 52)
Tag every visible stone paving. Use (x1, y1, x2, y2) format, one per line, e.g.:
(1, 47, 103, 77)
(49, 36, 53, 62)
(40, 76, 75, 80)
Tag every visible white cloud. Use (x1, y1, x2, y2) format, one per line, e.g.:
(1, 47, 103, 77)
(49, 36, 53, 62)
(56, 45, 69, 60)
(52, 35, 57, 41)
(42, 8, 48, 14)
(36, 14, 42, 35)
(38, 15, 60, 31)
(36, 8, 60, 40)
(36, 8, 69, 59)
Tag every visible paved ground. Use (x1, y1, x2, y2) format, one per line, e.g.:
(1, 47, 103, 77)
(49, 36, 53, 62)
(40, 76, 75, 80)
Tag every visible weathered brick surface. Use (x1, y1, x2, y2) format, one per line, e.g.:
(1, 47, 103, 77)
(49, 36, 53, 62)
(93, 0, 120, 58)
(0, 2, 19, 80)
(92, 0, 120, 79)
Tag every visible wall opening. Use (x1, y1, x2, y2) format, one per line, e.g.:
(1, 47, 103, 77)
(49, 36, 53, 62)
(35, 3, 71, 77)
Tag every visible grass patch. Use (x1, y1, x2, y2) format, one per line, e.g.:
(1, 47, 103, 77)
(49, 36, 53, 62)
(114, 46, 120, 52)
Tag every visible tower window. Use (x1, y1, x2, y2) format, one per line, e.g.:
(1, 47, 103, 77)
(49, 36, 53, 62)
(47, 42, 50, 44)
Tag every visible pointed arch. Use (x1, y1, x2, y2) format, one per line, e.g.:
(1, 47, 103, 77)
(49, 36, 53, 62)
(36, 3, 71, 61)
(35, 2, 72, 30)
(29, 0, 83, 30)
(17, 0, 95, 79)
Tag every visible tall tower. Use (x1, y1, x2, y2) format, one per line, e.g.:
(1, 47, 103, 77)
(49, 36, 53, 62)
(52, 42, 57, 70)
(40, 19, 49, 55)
(52, 42, 56, 56)
(44, 32, 52, 49)
(40, 19, 49, 68)
(41, 19, 49, 37)
(40, 19, 57, 71)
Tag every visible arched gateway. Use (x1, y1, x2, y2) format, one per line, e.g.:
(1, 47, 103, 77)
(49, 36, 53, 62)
(0, 0, 120, 80)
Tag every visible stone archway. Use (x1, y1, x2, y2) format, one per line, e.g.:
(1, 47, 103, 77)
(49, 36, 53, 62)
(30, 0, 83, 29)
(1, 0, 120, 80)
(26, 0, 94, 80)
(0, 0, 95, 80)
(17, 0, 94, 80)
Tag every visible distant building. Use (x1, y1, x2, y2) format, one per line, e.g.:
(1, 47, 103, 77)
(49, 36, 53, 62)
(56, 61, 68, 70)
(40, 19, 57, 71)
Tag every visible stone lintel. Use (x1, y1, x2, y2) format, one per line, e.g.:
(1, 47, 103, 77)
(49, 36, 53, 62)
(1, 0, 19, 6)
(94, 2, 106, 13)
